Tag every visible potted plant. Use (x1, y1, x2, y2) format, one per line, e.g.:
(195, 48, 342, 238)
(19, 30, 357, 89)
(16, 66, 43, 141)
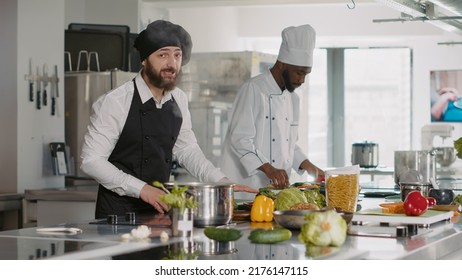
(153, 181, 198, 237)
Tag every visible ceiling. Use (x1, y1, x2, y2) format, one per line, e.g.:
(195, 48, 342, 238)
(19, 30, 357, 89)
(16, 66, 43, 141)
(145, 0, 462, 35)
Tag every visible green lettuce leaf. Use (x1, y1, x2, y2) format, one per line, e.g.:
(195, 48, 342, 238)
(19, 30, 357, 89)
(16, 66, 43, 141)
(454, 137, 462, 159)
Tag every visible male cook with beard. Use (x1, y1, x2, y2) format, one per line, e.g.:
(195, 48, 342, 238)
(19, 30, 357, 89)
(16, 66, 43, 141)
(220, 24, 324, 200)
(81, 20, 256, 219)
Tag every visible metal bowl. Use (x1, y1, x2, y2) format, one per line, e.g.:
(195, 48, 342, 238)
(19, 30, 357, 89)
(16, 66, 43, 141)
(273, 209, 353, 230)
(434, 147, 457, 167)
(399, 181, 433, 201)
(428, 188, 455, 205)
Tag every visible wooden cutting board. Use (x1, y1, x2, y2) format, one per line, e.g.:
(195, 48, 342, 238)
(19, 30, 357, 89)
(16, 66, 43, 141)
(352, 208, 454, 225)
(431, 205, 461, 212)
(232, 210, 251, 221)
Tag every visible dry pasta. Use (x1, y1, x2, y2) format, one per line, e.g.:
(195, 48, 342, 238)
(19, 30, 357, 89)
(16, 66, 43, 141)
(326, 174, 359, 212)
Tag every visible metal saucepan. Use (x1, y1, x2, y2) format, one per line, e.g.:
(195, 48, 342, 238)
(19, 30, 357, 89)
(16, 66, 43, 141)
(164, 182, 234, 227)
(351, 141, 379, 168)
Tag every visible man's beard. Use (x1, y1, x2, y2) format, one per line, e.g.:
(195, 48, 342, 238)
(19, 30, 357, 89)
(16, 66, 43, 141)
(282, 69, 296, 93)
(144, 62, 180, 91)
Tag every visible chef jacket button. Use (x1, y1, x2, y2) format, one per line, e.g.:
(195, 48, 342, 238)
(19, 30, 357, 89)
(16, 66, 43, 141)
(172, 136, 176, 140)
(272, 117, 275, 120)
(286, 139, 289, 141)
(166, 159, 171, 163)
(286, 117, 288, 121)
(272, 138, 275, 142)
(266, 116, 268, 119)
(272, 160, 275, 163)
(142, 112, 147, 116)
(144, 159, 149, 163)
(145, 136, 150, 140)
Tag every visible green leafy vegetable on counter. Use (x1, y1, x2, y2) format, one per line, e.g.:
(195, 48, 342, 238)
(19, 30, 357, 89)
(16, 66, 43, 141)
(257, 187, 277, 200)
(304, 189, 326, 208)
(453, 194, 462, 206)
(274, 188, 307, 210)
(153, 181, 198, 214)
(455, 137, 462, 159)
(298, 210, 347, 247)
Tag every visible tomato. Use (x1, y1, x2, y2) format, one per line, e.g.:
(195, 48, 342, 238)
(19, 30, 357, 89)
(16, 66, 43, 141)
(403, 191, 429, 216)
(426, 197, 436, 207)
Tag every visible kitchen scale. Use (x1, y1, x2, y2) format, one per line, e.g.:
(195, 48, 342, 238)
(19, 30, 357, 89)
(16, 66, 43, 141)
(352, 208, 454, 225)
(348, 220, 455, 239)
(349, 209, 454, 238)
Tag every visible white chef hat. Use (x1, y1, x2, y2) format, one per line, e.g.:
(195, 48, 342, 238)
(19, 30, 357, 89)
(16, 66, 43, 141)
(277, 24, 316, 67)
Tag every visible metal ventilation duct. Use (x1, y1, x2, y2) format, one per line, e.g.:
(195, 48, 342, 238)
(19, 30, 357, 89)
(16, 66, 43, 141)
(375, 0, 462, 35)
(430, 0, 462, 15)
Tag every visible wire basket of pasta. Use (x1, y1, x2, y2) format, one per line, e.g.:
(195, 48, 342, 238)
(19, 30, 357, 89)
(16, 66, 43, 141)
(325, 165, 360, 213)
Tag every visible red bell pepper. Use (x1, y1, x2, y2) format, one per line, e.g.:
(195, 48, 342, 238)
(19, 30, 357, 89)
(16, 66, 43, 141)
(404, 191, 429, 216)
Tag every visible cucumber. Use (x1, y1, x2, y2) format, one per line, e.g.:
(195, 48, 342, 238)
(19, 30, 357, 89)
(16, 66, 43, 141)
(204, 227, 242, 242)
(248, 228, 292, 244)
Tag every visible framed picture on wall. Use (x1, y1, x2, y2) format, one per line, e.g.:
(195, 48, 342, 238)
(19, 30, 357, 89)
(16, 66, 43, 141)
(430, 69, 462, 122)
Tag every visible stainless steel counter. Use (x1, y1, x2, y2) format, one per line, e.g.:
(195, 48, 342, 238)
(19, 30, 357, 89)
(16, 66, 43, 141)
(0, 196, 461, 260)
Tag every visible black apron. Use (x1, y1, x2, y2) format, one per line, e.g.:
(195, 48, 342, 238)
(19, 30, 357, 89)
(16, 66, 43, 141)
(95, 80, 183, 219)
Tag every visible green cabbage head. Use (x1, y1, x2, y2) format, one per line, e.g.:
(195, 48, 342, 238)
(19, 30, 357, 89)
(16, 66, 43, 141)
(274, 188, 307, 210)
(298, 210, 347, 247)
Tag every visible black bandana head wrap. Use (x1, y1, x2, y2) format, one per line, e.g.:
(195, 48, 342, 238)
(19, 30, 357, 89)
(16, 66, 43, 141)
(134, 20, 192, 65)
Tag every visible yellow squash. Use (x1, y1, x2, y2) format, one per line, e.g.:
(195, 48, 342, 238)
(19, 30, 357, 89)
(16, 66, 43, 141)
(250, 195, 274, 222)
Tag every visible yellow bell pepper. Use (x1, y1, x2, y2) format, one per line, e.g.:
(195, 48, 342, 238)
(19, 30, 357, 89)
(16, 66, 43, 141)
(250, 195, 274, 222)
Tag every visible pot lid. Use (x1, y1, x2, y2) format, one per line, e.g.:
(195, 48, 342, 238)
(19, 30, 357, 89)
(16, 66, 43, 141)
(352, 141, 378, 146)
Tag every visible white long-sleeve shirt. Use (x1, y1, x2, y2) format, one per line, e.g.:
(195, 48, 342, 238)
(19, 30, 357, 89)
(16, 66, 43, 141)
(80, 73, 225, 198)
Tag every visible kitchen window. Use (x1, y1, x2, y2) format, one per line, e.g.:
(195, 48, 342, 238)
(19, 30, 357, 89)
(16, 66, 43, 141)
(294, 47, 412, 183)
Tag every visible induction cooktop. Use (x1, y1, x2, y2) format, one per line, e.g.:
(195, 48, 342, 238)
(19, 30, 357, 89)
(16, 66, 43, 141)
(0, 236, 114, 260)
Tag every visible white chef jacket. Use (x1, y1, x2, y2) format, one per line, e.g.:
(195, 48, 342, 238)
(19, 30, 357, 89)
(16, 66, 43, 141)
(219, 70, 307, 198)
(80, 73, 225, 198)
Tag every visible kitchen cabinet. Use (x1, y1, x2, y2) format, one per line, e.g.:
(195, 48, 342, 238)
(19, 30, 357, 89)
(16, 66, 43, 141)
(23, 187, 97, 227)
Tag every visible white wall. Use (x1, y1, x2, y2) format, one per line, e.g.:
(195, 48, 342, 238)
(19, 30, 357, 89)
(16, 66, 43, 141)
(65, 0, 141, 33)
(17, 0, 66, 193)
(0, 0, 66, 194)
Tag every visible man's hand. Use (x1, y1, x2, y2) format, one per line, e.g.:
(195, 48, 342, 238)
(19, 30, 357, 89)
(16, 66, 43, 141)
(218, 177, 258, 193)
(139, 184, 169, 213)
(299, 159, 325, 182)
(259, 163, 289, 188)
(233, 184, 258, 193)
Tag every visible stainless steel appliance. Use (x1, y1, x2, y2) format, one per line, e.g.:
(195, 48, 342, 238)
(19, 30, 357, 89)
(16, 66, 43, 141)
(421, 123, 454, 150)
(394, 150, 436, 184)
(434, 146, 457, 167)
(65, 70, 136, 178)
(351, 141, 379, 168)
(177, 51, 276, 170)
